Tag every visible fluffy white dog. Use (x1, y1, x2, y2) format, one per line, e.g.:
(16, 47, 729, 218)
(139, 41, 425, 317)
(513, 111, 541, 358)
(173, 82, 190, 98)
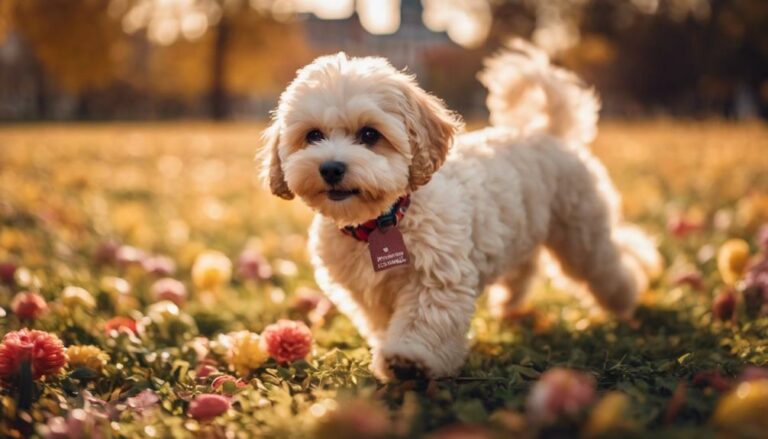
(262, 40, 661, 381)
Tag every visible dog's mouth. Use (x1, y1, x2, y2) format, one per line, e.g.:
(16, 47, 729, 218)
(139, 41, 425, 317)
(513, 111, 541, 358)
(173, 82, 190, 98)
(326, 188, 360, 201)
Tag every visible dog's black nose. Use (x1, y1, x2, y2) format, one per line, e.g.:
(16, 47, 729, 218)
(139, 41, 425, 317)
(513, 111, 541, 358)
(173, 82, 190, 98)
(319, 161, 346, 185)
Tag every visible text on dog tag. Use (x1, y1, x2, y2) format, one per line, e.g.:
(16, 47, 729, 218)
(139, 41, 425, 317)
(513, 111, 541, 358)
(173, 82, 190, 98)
(368, 227, 409, 272)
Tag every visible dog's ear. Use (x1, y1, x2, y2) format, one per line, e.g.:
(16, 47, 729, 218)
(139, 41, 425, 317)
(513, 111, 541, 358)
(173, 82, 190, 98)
(260, 121, 294, 200)
(398, 78, 463, 190)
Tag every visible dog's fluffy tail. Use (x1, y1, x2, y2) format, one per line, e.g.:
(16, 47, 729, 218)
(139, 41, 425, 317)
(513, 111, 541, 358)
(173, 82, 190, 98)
(478, 39, 600, 146)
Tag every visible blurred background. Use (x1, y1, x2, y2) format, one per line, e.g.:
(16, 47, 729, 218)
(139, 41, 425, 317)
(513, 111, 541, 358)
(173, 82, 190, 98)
(0, 0, 766, 122)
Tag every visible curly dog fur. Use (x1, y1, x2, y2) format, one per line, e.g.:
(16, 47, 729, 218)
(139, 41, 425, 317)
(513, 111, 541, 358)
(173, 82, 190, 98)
(261, 40, 661, 381)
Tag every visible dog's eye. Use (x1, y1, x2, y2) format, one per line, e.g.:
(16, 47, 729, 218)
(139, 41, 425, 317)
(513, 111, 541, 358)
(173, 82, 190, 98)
(306, 129, 325, 144)
(358, 127, 381, 146)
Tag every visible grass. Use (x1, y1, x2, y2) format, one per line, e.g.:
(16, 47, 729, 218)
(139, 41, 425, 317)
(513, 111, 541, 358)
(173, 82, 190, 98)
(0, 121, 767, 438)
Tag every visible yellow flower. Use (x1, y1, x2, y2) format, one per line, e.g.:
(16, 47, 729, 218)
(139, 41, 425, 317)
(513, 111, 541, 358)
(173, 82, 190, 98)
(583, 392, 635, 437)
(713, 380, 768, 437)
(192, 250, 232, 290)
(67, 345, 109, 371)
(61, 286, 96, 310)
(225, 331, 268, 376)
(717, 239, 750, 284)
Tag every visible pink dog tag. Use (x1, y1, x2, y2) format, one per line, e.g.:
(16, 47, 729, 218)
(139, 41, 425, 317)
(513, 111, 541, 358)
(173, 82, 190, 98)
(368, 227, 409, 272)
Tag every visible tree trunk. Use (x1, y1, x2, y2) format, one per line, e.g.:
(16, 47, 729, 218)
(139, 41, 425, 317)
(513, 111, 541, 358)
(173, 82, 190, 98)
(209, 15, 231, 120)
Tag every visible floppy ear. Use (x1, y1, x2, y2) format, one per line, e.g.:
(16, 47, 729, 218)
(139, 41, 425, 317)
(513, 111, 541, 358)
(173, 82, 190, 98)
(260, 121, 294, 200)
(399, 79, 463, 190)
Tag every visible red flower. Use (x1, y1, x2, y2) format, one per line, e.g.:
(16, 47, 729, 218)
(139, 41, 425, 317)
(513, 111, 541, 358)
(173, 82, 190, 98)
(0, 262, 17, 285)
(712, 289, 737, 322)
(0, 329, 67, 381)
(10, 291, 48, 320)
(104, 317, 138, 335)
(260, 319, 313, 364)
(188, 394, 230, 421)
(692, 369, 733, 392)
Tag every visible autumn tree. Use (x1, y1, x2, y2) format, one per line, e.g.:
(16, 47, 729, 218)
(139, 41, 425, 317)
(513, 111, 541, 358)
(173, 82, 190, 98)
(5, 0, 129, 118)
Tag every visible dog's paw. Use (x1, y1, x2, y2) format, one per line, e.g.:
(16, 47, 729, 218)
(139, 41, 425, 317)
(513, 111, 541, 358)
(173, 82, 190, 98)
(372, 339, 465, 382)
(386, 355, 429, 381)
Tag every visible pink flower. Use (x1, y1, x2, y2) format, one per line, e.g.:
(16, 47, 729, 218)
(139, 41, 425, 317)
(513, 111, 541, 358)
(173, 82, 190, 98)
(43, 408, 108, 439)
(150, 278, 188, 307)
(757, 224, 768, 251)
(196, 363, 218, 381)
(142, 255, 176, 276)
(260, 319, 313, 364)
(103, 317, 138, 335)
(10, 291, 48, 320)
(0, 329, 67, 381)
(211, 375, 247, 392)
(115, 245, 146, 268)
(526, 368, 596, 424)
(236, 249, 272, 281)
(126, 390, 160, 414)
(738, 366, 768, 383)
(188, 394, 231, 421)
(0, 262, 17, 285)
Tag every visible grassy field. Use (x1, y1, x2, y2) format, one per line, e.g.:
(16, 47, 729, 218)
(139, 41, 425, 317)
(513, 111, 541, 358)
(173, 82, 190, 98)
(1, 121, 768, 438)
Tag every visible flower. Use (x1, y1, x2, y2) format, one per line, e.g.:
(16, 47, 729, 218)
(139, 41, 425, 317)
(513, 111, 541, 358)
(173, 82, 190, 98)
(260, 319, 313, 364)
(142, 255, 176, 276)
(43, 408, 109, 439)
(67, 345, 109, 371)
(757, 224, 768, 251)
(61, 286, 96, 310)
(126, 390, 160, 414)
(717, 239, 750, 285)
(672, 271, 704, 291)
(93, 240, 120, 265)
(115, 245, 146, 268)
(0, 329, 67, 381)
(104, 317, 138, 335)
(225, 331, 268, 376)
(146, 300, 180, 323)
(211, 375, 247, 393)
(196, 363, 218, 381)
(583, 392, 634, 437)
(742, 257, 768, 317)
(236, 248, 273, 281)
(692, 369, 732, 392)
(192, 250, 232, 290)
(0, 261, 17, 285)
(713, 380, 768, 437)
(738, 366, 768, 383)
(188, 394, 231, 421)
(666, 213, 702, 238)
(526, 367, 596, 424)
(712, 289, 737, 322)
(10, 291, 48, 320)
(314, 399, 392, 439)
(149, 278, 187, 307)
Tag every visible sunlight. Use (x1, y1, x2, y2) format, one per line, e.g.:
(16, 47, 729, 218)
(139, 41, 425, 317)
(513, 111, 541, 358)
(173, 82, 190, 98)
(358, 0, 400, 35)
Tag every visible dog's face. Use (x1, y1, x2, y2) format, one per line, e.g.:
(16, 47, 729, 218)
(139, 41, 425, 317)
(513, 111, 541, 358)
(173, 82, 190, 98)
(262, 53, 461, 225)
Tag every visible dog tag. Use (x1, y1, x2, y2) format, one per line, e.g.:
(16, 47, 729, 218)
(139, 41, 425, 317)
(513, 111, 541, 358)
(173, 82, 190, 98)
(368, 227, 409, 272)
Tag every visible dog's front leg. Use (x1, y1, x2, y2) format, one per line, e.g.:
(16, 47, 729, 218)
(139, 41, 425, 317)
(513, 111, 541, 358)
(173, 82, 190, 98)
(371, 279, 477, 381)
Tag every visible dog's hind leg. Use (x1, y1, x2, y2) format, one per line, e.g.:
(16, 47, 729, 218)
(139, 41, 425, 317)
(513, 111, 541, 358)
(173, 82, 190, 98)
(544, 156, 654, 318)
(488, 251, 539, 318)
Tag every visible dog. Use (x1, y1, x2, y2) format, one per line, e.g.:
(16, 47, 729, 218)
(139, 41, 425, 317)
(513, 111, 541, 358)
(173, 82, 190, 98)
(261, 40, 661, 381)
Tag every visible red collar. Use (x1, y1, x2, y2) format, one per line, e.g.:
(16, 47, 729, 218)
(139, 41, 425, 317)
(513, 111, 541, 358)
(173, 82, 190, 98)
(340, 195, 411, 242)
